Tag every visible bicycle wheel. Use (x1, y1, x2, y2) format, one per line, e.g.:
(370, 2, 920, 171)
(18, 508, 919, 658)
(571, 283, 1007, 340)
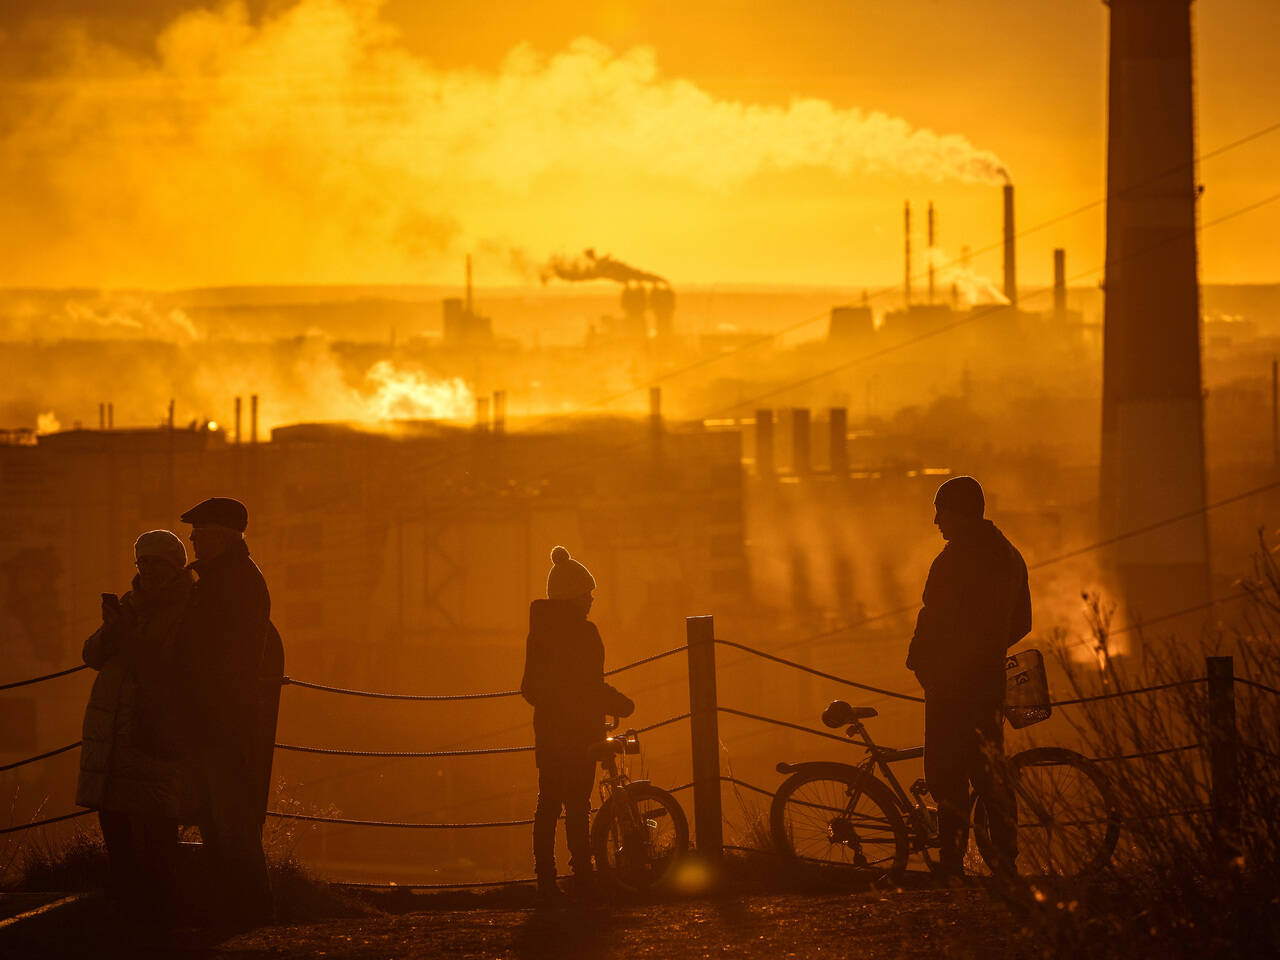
(769, 765, 909, 883)
(590, 783, 689, 892)
(972, 747, 1119, 878)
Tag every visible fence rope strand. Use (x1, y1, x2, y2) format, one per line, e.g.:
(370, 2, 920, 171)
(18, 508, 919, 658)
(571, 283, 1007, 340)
(267, 810, 534, 829)
(0, 664, 88, 691)
(279, 644, 690, 702)
(715, 638, 925, 703)
(1050, 678, 1204, 707)
(0, 741, 82, 772)
(717, 706, 854, 744)
(275, 742, 534, 759)
(0, 810, 94, 835)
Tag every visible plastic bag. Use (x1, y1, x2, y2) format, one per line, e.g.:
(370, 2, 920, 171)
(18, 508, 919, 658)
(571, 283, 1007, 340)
(1004, 649, 1052, 728)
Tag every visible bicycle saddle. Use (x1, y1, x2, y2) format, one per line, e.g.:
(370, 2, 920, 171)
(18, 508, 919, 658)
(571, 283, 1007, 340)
(821, 700, 878, 727)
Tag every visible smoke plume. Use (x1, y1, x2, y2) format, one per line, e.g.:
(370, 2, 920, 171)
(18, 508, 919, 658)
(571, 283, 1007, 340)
(0, 0, 1008, 288)
(541, 249, 666, 285)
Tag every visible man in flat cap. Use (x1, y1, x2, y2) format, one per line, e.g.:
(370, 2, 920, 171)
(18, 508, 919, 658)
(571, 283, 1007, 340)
(906, 476, 1030, 882)
(176, 497, 274, 926)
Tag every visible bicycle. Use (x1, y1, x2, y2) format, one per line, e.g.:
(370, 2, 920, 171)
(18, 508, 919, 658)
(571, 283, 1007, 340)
(769, 699, 1120, 883)
(588, 717, 690, 892)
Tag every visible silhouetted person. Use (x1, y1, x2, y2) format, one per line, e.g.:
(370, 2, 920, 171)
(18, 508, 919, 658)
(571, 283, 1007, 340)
(521, 546, 633, 902)
(76, 530, 191, 925)
(175, 497, 273, 928)
(906, 476, 1029, 880)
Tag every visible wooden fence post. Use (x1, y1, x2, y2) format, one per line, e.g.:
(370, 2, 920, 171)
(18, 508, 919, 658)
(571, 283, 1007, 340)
(1206, 655, 1240, 847)
(686, 615, 722, 859)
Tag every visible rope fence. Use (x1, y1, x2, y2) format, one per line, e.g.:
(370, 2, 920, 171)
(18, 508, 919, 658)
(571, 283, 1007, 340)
(0, 741, 81, 772)
(0, 664, 88, 691)
(0, 810, 94, 836)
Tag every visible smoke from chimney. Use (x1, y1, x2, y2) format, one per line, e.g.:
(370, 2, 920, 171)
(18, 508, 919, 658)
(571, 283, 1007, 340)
(541, 249, 666, 286)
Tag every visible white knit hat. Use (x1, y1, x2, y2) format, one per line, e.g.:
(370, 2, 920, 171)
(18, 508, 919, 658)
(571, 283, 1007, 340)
(546, 545, 596, 600)
(134, 529, 188, 571)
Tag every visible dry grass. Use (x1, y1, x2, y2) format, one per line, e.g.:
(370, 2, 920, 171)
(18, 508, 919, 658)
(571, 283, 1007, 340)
(999, 536, 1280, 958)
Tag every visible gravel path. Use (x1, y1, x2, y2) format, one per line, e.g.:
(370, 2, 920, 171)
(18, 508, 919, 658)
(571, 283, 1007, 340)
(209, 888, 1029, 960)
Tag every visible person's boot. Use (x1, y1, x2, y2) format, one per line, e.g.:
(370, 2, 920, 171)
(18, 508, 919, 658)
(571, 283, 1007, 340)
(566, 869, 600, 902)
(535, 877, 564, 907)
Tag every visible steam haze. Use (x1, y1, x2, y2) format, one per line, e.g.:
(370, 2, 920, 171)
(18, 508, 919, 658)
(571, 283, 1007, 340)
(0, 0, 1008, 288)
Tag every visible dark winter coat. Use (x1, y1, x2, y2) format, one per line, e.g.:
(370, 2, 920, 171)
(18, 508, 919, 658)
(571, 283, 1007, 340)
(520, 599, 634, 767)
(76, 571, 192, 816)
(175, 540, 271, 750)
(907, 519, 1031, 705)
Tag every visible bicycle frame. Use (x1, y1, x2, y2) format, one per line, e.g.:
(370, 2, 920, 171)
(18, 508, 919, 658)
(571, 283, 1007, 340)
(596, 723, 651, 843)
(813, 719, 939, 863)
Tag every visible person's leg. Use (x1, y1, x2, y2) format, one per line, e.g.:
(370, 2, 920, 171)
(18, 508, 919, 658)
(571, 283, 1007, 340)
(533, 763, 566, 889)
(924, 696, 976, 877)
(971, 706, 1018, 870)
(203, 746, 272, 926)
(136, 815, 180, 925)
(98, 809, 140, 913)
(563, 760, 596, 882)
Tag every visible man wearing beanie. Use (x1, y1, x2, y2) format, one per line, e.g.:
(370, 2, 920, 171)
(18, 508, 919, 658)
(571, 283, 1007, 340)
(906, 476, 1030, 881)
(521, 546, 633, 901)
(175, 496, 274, 927)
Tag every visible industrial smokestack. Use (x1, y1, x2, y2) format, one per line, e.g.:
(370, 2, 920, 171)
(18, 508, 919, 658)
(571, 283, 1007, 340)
(1002, 184, 1017, 307)
(465, 254, 473, 316)
(99, 402, 105, 431)
(250, 395, 259, 443)
(493, 390, 507, 435)
(755, 409, 775, 479)
(903, 201, 912, 308)
(1100, 0, 1209, 627)
(107, 403, 114, 430)
(234, 396, 242, 444)
(927, 202, 936, 304)
(1053, 249, 1066, 322)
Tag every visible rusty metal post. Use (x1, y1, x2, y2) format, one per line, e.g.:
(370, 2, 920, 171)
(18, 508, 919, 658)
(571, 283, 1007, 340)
(686, 615, 722, 859)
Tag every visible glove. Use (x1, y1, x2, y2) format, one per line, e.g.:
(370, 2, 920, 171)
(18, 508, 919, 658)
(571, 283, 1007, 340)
(601, 682, 636, 718)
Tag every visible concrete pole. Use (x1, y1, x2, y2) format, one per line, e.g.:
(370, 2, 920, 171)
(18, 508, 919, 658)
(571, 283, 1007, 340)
(686, 615, 722, 859)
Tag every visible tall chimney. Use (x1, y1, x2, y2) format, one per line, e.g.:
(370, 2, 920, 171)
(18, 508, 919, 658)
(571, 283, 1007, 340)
(791, 408, 811, 476)
(465, 254, 473, 316)
(829, 407, 848, 477)
(99, 402, 105, 431)
(1002, 184, 1017, 308)
(927, 201, 936, 304)
(903, 201, 912, 308)
(107, 403, 114, 430)
(250, 395, 259, 443)
(755, 409, 775, 479)
(234, 396, 243, 444)
(167, 399, 175, 430)
(492, 390, 507, 435)
(1099, 0, 1209, 627)
(1053, 249, 1067, 322)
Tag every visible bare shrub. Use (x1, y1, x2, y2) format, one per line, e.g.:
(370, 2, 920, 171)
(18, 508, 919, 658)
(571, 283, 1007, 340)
(1006, 537, 1280, 958)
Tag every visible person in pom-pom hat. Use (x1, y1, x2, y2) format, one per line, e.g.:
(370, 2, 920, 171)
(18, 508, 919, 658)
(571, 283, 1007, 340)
(76, 529, 192, 925)
(521, 546, 634, 902)
(906, 476, 1031, 882)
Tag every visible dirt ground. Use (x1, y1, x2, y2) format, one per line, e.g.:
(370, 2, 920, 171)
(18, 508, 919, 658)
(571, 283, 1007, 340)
(3, 885, 1034, 960)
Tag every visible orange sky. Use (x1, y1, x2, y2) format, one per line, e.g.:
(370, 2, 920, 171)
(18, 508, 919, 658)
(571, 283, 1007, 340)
(0, 0, 1275, 290)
